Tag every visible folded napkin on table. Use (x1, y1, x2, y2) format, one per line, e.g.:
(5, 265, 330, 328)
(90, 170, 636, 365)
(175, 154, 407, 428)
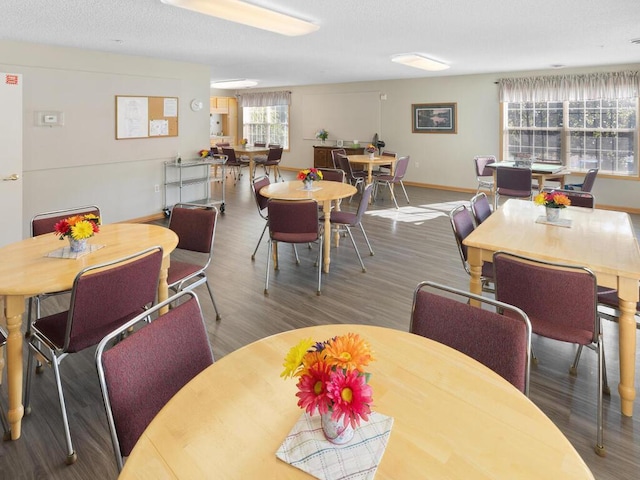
(276, 411, 393, 480)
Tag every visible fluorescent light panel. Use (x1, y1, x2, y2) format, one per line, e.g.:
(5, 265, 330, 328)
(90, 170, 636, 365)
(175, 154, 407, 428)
(391, 53, 449, 71)
(160, 0, 319, 36)
(210, 79, 257, 89)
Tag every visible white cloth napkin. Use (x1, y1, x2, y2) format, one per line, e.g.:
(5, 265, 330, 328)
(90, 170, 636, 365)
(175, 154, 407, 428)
(45, 244, 105, 259)
(276, 411, 393, 480)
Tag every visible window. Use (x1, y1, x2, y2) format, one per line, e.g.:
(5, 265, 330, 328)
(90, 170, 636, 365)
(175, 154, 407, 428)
(499, 72, 640, 178)
(504, 99, 638, 176)
(242, 105, 289, 148)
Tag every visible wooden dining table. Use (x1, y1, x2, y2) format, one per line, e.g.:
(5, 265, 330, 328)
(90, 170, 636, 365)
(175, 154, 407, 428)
(233, 145, 270, 182)
(347, 154, 397, 186)
(119, 324, 594, 479)
(260, 180, 357, 273)
(0, 223, 178, 439)
(463, 199, 640, 417)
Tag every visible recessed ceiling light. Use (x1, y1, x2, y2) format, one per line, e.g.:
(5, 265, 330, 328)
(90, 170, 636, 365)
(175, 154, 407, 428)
(631, 38, 640, 45)
(391, 53, 450, 72)
(210, 79, 258, 89)
(160, 0, 319, 36)
(550, 64, 566, 69)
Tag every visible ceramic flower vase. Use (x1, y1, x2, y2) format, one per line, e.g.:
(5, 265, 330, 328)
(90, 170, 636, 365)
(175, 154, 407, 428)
(369, 152, 375, 159)
(68, 238, 88, 253)
(320, 412, 354, 445)
(545, 207, 560, 222)
(303, 179, 313, 190)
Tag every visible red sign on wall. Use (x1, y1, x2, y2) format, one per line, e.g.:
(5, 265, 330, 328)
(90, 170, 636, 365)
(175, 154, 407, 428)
(5, 74, 19, 85)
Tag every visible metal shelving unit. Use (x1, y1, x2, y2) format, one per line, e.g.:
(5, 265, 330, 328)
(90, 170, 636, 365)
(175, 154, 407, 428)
(163, 154, 227, 216)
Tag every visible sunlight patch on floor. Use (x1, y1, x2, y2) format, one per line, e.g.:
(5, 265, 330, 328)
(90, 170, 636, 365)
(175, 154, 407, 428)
(365, 201, 470, 224)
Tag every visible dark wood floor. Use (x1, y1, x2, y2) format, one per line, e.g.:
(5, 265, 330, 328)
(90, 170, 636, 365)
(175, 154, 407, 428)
(2, 171, 639, 479)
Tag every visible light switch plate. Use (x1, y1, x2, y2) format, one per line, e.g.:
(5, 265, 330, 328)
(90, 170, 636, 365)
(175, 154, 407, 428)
(35, 111, 64, 127)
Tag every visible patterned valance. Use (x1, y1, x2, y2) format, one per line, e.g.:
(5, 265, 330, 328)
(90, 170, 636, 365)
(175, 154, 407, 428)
(238, 91, 291, 107)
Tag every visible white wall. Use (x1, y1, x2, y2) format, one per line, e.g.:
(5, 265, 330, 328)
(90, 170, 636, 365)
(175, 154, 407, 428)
(255, 64, 640, 211)
(0, 40, 212, 237)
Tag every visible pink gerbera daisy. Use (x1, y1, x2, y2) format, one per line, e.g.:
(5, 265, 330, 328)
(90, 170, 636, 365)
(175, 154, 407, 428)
(296, 361, 333, 416)
(326, 369, 373, 428)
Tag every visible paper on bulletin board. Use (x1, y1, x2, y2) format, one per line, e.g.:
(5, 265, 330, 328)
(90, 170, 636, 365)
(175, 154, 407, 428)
(117, 96, 149, 139)
(149, 119, 169, 137)
(164, 98, 178, 117)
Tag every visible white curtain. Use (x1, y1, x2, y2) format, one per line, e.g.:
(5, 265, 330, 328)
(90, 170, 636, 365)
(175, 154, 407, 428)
(238, 91, 291, 107)
(498, 71, 640, 102)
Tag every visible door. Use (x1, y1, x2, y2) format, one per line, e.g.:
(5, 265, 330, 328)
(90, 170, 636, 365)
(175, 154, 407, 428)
(0, 72, 23, 246)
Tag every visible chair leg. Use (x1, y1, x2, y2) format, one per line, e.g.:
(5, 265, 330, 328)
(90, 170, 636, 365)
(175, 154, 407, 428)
(264, 240, 272, 295)
(204, 280, 221, 321)
(316, 235, 323, 296)
(358, 223, 374, 256)
(51, 357, 77, 464)
(251, 222, 269, 260)
(595, 332, 605, 457)
(388, 183, 399, 209)
(399, 181, 410, 204)
(343, 226, 366, 273)
(570, 345, 583, 376)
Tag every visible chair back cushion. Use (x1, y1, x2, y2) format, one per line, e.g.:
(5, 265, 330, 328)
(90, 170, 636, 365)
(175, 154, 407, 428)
(470, 193, 492, 225)
(170, 205, 217, 253)
(330, 149, 346, 168)
(317, 168, 345, 183)
(101, 295, 214, 457)
(411, 288, 528, 393)
(32, 206, 101, 237)
(266, 147, 283, 163)
(268, 200, 319, 243)
(496, 167, 532, 196)
(392, 156, 410, 181)
(474, 155, 496, 177)
(581, 168, 599, 192)
(493, 252, 597, 345)
(252, 176, 271, 212)
(221, 147, 238, 164)
(65, 248, 163, 352)
(449, 205, 475, 261)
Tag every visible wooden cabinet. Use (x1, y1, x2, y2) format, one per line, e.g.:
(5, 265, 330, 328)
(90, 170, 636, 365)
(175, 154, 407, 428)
(222, 97, 238, 145)
(313, 145, 364, 168)
(210, 96, 229, 114)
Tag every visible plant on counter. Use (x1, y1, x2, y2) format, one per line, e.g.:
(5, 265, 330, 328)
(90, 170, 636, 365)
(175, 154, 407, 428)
(534, 191, 571, 209)
(281, 332, 375, 428)
(54, 214, 101, 241)
(315, 129, 329, 141)
(297, 168, 324, 183)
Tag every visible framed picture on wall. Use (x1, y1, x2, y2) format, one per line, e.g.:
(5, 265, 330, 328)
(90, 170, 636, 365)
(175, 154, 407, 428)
(412, 103, 457, 134)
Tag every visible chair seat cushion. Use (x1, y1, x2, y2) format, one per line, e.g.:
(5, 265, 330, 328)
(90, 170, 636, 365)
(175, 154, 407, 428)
(528, 314, 593, 345)
(168, 261, 202, 286)
(272, 232, 319, 243)
(326, 211, 356, 225)
(597, 287, 640, 311)
(496, 188, 530, 197)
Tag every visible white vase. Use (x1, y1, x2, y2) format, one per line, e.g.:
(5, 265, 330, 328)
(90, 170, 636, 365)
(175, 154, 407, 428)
(303, 180, 313, 190)
(546, 206, 560, 222)
(369, 152, 375, 159)
(68, 238, 88, 253)
(320, 412, 354, 445)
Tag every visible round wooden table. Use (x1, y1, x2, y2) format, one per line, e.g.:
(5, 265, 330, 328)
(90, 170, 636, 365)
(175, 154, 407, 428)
(260, 180, 357, 273)
(120, 324, 594, 479)
(347, 154, 397, 185)
(0, 223, 178, 439)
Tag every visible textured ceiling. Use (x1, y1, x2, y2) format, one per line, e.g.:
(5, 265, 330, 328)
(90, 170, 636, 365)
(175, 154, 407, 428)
(3, 0, 640, 88)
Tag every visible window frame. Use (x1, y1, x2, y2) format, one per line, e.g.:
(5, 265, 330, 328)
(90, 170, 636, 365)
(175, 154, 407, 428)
(501, 98, 639, 180)
(241, 104, 290, 150)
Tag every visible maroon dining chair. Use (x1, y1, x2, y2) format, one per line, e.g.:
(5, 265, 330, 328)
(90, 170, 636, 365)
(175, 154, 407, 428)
(474, 155, 496, 195)
(372, 155, 410, 209)
(541, 188, 595, 209)
(470, 192, 492, 225)
(221, 146, 249, 185)
(566, 168, 599, 192)
(494, 166, 532, 209)
(411, 280, 532, 394)
(96, 290, 214, 471)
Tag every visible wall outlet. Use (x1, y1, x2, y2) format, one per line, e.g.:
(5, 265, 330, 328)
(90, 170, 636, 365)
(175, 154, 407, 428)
(154, 184, 160, 193)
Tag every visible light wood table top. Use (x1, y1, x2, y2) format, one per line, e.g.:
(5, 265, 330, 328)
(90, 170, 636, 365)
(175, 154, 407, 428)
(233, 145, 269, 182)
(463, 199, 640, 416)
(347, 154, 397, 182)
(120, 324, 594, 480)
(260, 180, 357, 273)
(0, 223, 178, 439)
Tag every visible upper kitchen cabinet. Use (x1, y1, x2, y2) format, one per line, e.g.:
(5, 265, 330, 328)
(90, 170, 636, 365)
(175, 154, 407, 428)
(210, 96, 229, 114)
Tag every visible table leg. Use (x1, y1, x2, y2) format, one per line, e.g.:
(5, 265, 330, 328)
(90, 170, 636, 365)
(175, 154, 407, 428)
(323, 200, 332, 273)
(367, 165, 374, 204)
(617, 278, 638, 416)
(158, 258, 170, 315)
(4, 295, 25, 440)
(466, 247, 484, 307)
(249, 156, 255, 183)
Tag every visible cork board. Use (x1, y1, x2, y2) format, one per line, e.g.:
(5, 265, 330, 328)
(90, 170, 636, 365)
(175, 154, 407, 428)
(116, 95, 178, 139)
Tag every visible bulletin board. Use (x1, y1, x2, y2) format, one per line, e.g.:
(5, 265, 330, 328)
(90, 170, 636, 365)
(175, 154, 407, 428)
(116, 95, 179, 139)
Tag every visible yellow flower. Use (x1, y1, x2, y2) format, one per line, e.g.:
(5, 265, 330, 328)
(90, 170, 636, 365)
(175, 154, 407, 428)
(70, 220, 95, 240)
(533, 192, 547, 206)
(281, 338, 314, 379)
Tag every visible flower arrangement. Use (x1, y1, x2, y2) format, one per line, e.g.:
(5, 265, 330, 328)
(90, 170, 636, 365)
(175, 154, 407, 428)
(281, 333, 375, 428)
(199, 149, 211, 158)
(241, 138, 248, 146)
(54, 214, 101, 241)
(297, 168, 324, 183)
(365, 143, 377, 154)
(315, 129, 329, 141)
(534, 191, 571, 209)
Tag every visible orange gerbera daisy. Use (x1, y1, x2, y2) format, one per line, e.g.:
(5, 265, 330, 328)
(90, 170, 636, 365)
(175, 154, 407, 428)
(323, 333, 374, 372)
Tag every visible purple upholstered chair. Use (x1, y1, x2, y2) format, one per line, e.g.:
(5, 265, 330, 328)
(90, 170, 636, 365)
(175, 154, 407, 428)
(493, 251, 606, 456)
(337, 153, 366, 194)
(470, 192, 492, 225)
(24, 246, 163, 465)
(167, 203, 221, 321)
(449, 204, 494, 293)
(330, 148, 347, 169)
(222, 147, 249, 185)
(96, 290, 214, 471)
(474, 155, 496, 195)
(566, 168, 599, 192)
(321, 183, 374, 273)
(541, 187, 595, 209)
(317, 168, 345, 183)
(494, 166, 532, 209)
(265, 199, 323, 295)
(410, 281, 531, 394)
(254, 146, 283, 182)
(372, 155, 410, 209)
